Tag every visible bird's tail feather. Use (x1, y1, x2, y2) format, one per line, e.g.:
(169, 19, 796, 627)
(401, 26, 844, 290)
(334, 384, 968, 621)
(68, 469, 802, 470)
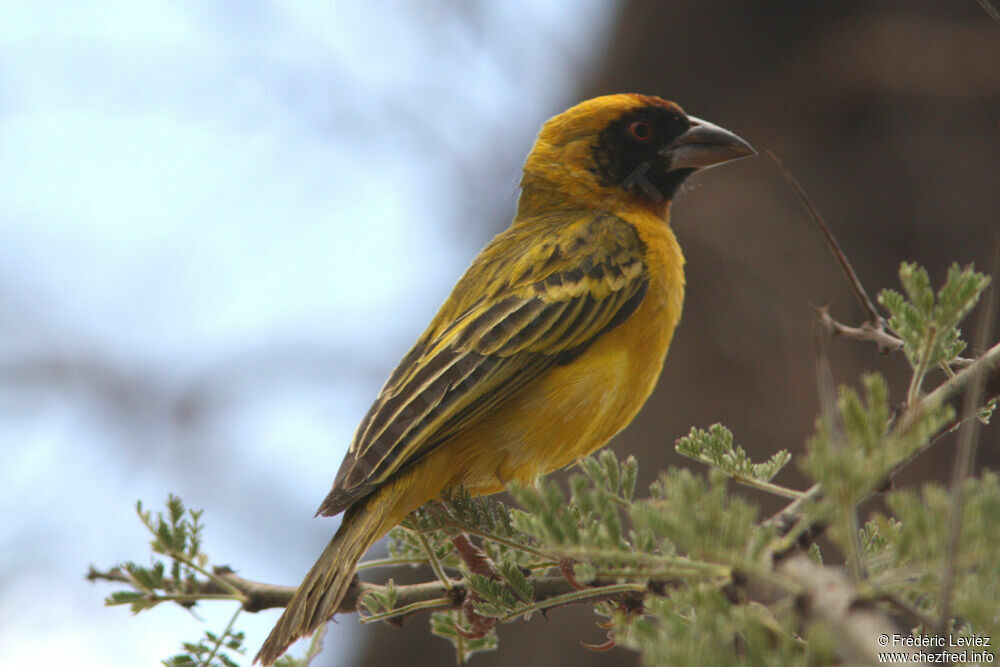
(254, 501, 389, 665)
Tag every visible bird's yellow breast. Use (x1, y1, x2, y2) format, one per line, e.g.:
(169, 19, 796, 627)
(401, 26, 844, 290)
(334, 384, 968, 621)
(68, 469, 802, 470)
(431, 210, 685, 494)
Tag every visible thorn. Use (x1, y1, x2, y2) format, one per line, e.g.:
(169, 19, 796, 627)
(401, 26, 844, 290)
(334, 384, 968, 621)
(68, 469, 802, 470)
(454, 625, 488, 639)
(581, 634, 617, 652)
(558, 558, 587, 591)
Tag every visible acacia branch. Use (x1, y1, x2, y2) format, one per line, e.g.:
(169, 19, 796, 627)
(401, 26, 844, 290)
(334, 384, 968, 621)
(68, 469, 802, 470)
(89, 319, 1000, 663)
(975, 0, 1000, 26)
(90, 552, 916, 664)
(87, 565, 645, 619)
(894, 338, 1000, 442)
(815, 307, 975, 369)
(87, 565, 296, 613)
(769, 555, 918, 664)
(88, 338, 1000, 645)
(814, 306, 902, 355)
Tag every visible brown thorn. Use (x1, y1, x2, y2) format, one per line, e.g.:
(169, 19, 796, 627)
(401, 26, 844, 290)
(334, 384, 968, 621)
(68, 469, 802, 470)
(558, 558, 587, 591)
(454, 626, 488, 639)
(581, 634, 617, 652)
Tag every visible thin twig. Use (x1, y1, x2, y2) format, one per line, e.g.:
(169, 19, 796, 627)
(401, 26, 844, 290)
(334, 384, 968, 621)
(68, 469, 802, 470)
(764, 483, 823, 533)
(201, 605, 242, 667)
(893, 339, 1000, 440)
(973, 0, 1000, 25)
(355, 556, 447, 571)
(497, 583, 646, 623)
(552, 547, 732, 579)
(768, 152, 884, 329)
(815, 305, 974, 368)
(728, 474, 804, 500)
(814, 305, 902, 353)
(88, 565, 662, 624)
(87, 565, 295, 613)
(358, 597, 454, 624)
(415, 531, 454, 590)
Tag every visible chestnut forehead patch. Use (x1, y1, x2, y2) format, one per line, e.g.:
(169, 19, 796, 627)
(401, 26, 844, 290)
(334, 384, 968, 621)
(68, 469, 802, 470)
(626, 94, 686, 116)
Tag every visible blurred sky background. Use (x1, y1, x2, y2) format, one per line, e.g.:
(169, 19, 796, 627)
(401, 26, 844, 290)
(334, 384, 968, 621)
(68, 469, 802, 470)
(0, 2, 619, 664)
(2, 2, 999, 667)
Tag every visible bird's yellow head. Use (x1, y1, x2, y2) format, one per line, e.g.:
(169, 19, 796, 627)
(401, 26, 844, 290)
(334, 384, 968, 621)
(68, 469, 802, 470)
(518, 94, 754, 219)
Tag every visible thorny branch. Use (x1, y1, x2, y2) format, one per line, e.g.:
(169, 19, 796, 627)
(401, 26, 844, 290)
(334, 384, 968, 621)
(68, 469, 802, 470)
(770, 555, 919, 664)
(773, 150, 978, 370)
(815, 306, 975, 369)
(87, 565, 647, 620)
(88, 336, 1000, 664)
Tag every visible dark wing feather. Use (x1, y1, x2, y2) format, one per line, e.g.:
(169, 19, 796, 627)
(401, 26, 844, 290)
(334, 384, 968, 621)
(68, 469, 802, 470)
(317, 214, 647, 516)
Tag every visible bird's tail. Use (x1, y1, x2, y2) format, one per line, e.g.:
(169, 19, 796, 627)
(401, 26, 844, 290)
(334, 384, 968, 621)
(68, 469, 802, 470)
(254, 497, 392, 665)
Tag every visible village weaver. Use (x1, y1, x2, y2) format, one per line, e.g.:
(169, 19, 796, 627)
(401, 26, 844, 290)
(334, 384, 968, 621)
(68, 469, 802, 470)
(257, 94, 754, 664)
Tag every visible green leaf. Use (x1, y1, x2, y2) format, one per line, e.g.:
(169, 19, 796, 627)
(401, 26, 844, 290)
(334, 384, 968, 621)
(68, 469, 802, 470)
(878, 262, 989, 389)
(430, 611, 498, 663)
(676, 423, 790, 483)
(499, 561, 533, 604)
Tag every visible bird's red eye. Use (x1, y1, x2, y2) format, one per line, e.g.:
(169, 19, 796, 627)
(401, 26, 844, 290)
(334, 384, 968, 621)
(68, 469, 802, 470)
(628, 121, 653, 141)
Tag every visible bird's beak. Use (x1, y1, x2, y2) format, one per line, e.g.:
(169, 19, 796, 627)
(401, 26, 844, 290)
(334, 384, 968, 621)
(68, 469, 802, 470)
(664, 116, 755, 172)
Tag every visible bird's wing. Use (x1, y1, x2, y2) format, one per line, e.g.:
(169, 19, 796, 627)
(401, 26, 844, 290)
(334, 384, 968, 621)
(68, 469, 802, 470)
(317, 214, 648, 516)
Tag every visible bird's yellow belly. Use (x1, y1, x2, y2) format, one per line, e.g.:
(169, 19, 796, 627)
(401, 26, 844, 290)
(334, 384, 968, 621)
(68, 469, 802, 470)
(437, 277, 682, 495)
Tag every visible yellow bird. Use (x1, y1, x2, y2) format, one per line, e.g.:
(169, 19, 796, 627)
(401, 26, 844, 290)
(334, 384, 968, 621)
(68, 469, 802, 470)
(256, 94, 753, 664)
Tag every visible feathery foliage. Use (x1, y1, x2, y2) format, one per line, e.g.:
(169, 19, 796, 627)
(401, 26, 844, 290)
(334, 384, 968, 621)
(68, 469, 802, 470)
(90, 260, 999, 665)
